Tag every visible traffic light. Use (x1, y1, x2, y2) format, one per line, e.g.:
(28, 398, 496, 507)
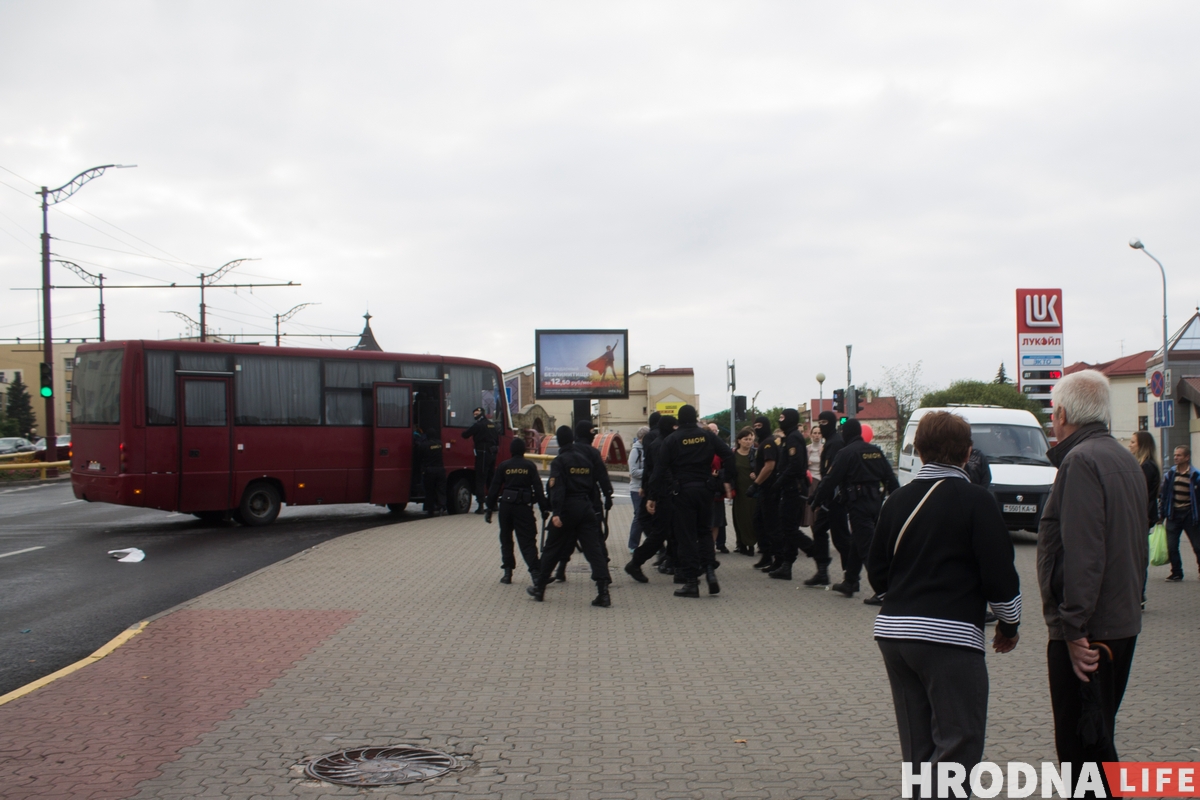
(853, 387, 865, 416)
(39, 362, 53, 398)
(734, 395, 747, 421)
(832, 388, 845, 413)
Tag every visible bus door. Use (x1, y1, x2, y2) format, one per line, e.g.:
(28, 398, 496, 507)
(178, 377, 233, 512)
(371, 383, 414, 505)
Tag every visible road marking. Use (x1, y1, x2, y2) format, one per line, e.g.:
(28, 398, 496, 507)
(0, 621, 148, 707)
(0, 546, 46, 559)
(60, 499, 83, 505)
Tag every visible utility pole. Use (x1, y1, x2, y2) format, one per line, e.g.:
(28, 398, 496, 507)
(37, 164, 135, 461)
(199, 259, 257, 342)
(274, 303, 318, 346)
(727, 360, 736, 447)
(55, 260, 106, 341)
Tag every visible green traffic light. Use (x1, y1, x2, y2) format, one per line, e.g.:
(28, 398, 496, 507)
(839, 416, 847, 425)
(40, 386, 53, 398)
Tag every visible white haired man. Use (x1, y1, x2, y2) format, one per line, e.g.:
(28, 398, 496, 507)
(1038, 370, 1147, 797)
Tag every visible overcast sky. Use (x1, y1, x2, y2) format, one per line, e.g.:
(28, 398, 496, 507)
(3, 2, 1198, 412)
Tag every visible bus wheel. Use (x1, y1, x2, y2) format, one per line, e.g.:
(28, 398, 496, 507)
(387, 503, 407, 515)
(239, 482, 282, 527)
(447, 477, 473, 515)
(193, 511, 226, 525)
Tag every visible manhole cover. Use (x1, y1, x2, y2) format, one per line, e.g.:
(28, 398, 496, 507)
(305, 746, 459, 786)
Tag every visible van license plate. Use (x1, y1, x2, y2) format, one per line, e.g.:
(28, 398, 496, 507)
(1003, 503, 1037, 514)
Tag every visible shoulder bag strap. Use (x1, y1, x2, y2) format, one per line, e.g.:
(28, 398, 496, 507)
(893, 480, 945, 555)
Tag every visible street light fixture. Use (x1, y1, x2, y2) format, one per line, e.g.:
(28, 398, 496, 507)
(1129, 238, 1170, 465)
(816, 372, 826, 411)
(274, 303, 318, 346)
(55, 260, 106, 341)
(38, 164, 135, 461)
(198, 258, 258, 342)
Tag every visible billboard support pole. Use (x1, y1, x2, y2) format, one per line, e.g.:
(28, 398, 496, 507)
(573, 398, 591, 431)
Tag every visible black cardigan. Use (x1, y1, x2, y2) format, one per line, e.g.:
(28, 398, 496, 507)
(867, 476, 1021, 650)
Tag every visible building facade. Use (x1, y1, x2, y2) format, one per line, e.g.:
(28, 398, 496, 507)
(1064, 350, 1154, 446)
(0, 342, 81, 437)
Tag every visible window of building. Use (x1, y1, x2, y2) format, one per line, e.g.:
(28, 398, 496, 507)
(1137, 387, 1148, 403)
(63, 357, 73, 373)
(1138, 416, 1149, 431)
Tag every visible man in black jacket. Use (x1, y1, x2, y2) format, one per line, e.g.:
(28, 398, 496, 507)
(550, 419, 615, 581)
(414, 425, 447, 516)
(624, 414, 677, 583)
(747, 415, 780, 570)
(805, 411, 847, 587)
(462, 407, 500, 514)
(769, 408, 817, 581)
(528, 426, 613, 607)
(812, 417, 899, 598)
(648, 405, 735, 598)
(487, 438, 549, 585)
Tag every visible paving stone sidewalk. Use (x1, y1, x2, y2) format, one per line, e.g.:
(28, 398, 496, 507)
(1, 501, 1197, 799)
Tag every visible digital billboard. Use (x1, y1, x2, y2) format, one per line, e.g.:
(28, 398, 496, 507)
(535, 329, 629, 399)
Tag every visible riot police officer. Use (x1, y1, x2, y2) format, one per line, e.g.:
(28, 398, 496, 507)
(624, 413, 677, 583)
(549, 419, 615, 581)
(769, 408, 817, 581)
(810, 417, 899, 598)
(462, 407, 499, 514)
(804, 411, 848, 587)
(746, 415, 780, 570)
(648, 405, 735, 598)
(527, 426, 614, 607)
(487, 438, 549, 585)
(413, 425, 447, 516)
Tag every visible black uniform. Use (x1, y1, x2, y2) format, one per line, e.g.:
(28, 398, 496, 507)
(751, 431, 781, 559)
(487, 456, 549, 580)
(775, 426, 817, 565)
(414, 429, 447, 515)
(809, 429, 849, 573)
(462, 413, 500, 507)
(553, 436, 614, 573)
(651, 423, 736, 583)
(811, 430, 900, 586)
(535, 443, 613, 589)
(629, 426, 674, 570)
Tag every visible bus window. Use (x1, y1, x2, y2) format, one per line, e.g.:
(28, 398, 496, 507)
(184, 381, 227, 427)
(146, 351, 176, 424)
(179, 353, 230, 372)
(400, 362, 440, 381)
(72, 349, 124, 424)
(412, 384, 441, 434)
(444, 365, 500, 428)
(376, 386, 410, 427)
(234, 355, 320, 425)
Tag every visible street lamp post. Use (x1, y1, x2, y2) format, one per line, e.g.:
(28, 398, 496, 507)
(274, 303, 318, 346)
(198, 259, 256, 342)
(816, 372, 826, 411)
(55, 260, 106, 341)
(38, 164, 134, 461)
(1130, 238, 1169, 466)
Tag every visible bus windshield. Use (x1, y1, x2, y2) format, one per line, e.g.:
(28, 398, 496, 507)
(969, 424, 1051, 466)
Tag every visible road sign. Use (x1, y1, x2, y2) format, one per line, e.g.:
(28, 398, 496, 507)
(1154, 400, 1175, 429)
(1150, 371, 1164, 398)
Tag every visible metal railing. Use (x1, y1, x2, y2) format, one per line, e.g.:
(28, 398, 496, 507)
(0, 460, 70, 479)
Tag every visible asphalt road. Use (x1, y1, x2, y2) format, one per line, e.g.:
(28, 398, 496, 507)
(0, 480, 414, 696)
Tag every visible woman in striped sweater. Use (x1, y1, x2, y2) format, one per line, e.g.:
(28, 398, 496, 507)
(866, 411, 1021, 780)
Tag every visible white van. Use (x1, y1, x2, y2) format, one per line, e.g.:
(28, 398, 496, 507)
(898, 406, 1056, 532)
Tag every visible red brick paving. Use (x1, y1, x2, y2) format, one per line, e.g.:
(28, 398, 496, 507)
(0, 608, 358, 799)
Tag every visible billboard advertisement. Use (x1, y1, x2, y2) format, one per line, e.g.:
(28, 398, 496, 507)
(535, 329, 629, 399)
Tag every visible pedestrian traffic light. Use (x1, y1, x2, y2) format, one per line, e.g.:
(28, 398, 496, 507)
(832, 388, 844, 413)
(734, 395, 747, 421)
(39, 362, 53, 398)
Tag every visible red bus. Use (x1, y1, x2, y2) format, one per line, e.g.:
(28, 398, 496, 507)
(69, 340, 511, 524)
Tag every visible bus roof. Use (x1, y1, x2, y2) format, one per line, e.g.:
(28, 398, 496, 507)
(74, 340, 502, 371)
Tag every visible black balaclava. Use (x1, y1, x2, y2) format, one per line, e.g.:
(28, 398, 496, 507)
(575, 420, 596, 445)
(842, 418, 863, 443)
(648, 411, 661, 429)
(556, 425, 575, 447)
(677, 404, 699, 425)
(510, 438, 526, 457)
(658, 415, 677, 437)
(472, 406, 485, 420)
(779, 408, 800, 434)
(753, 414, 771, 442)
(818, 410, 838, 441)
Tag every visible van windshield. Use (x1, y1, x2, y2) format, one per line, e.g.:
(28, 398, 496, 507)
(970, 424, 1050, 466)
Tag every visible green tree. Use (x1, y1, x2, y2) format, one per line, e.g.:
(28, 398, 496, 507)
(994, 363, 1011, 385)
(5, 373, 37, 437)
(920, 380, 1047, 423)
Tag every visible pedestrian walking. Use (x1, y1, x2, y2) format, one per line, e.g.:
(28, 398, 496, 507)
(768, 408, 818, 581)
(624, 414, 678, 584)
(747, 415, 781, 570)
(731, 427, 758, 555)
(867, 411, 1021, 793)
(486, 438, 549, 585)
(527, 426, 614, 607)
(1160, 444, 1200, 582)
(1129, 430, 1159, 605)
(626, 425, 650, 553)
(1038, 370, 1146, 798)
(805, 411, 848, 587)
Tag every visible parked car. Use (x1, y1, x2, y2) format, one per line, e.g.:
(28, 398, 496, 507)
(34, 435, 72, 460)
(898, 405, 1056, 532)
(0, 437, 38, 456)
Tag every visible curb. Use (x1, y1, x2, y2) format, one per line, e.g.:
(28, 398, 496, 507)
(0, 620, 149, 707)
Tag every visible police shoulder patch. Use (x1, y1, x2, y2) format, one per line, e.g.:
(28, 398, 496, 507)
(789, 447, 796, 455)
(548, 477, 556, 487)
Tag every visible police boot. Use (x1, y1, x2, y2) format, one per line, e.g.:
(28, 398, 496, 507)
(803, 566, 830, 587)
(768, 561, 793, 580)
(474, 502, 486, 515)
(673, 570, 687, 584)
(673, 579, 700, 598)
(554, 563, 568, 582)
(831, 577, 860, 598)
(591, 581, 612, 608)
(752, 552, 773, 570)
(760, 556, 783, 573)
(529, 570, 540, 587)
(526, 582, 545, 601)
(500, 569, 513, 585)
(624, 562, 649, 583)
(705, 566, 720, 595)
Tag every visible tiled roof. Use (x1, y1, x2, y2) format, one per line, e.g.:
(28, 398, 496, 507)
(1064, 350, 1154, 378)
(808, 396, 898, 421)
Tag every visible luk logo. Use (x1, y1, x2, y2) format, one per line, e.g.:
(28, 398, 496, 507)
(1025, 293, 1060, 328)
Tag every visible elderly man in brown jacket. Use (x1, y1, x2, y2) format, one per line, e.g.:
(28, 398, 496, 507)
(1038, 369, 1146, 797)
